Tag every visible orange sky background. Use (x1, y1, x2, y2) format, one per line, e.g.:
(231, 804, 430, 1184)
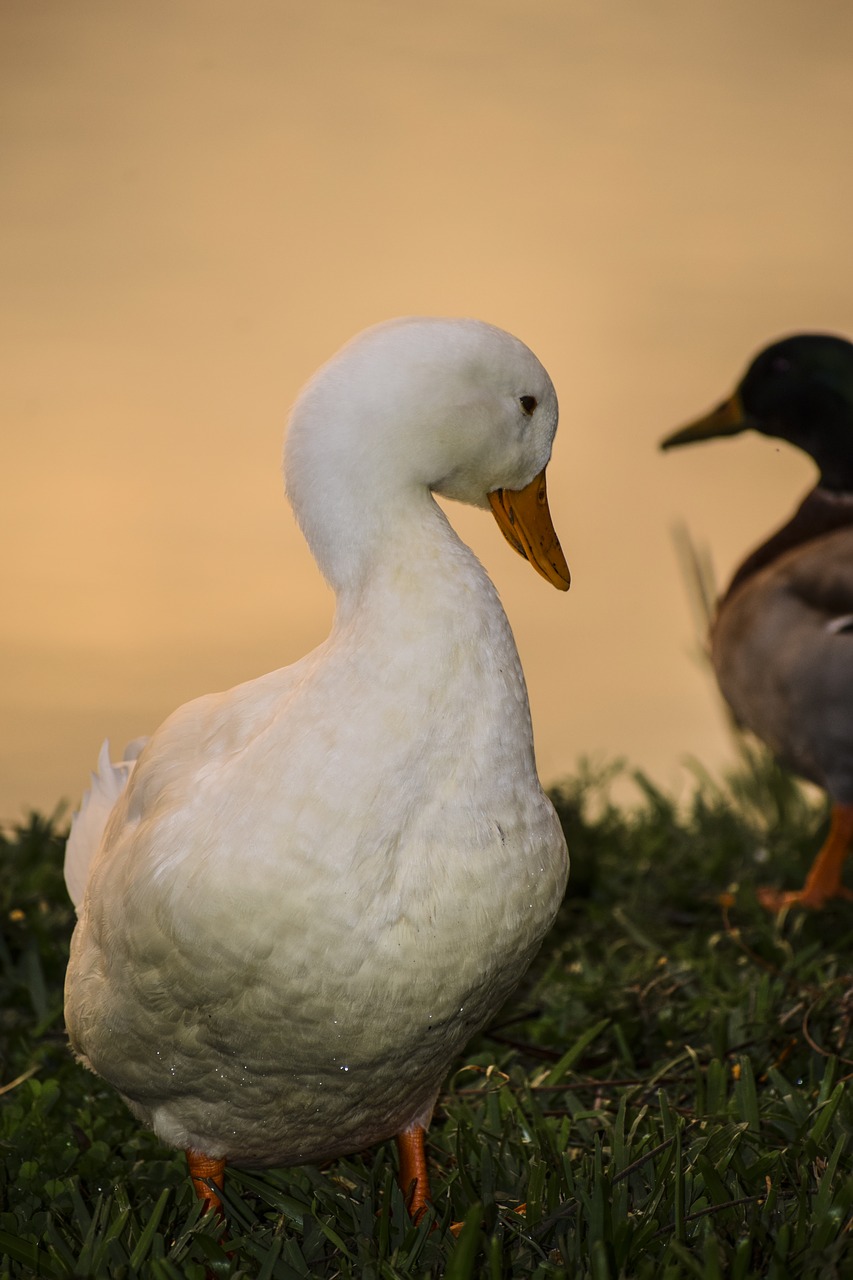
(3, 0, 853, 823)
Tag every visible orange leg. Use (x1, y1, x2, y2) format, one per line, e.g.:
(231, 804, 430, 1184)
(186, 1150, 226, 1213)
(396, 1123, 432, 1222)
(758, 803, 853, 911)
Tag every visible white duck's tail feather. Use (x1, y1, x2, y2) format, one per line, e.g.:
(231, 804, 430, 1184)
(64, 738, 146, 910)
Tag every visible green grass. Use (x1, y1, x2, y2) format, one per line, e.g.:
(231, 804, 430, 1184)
(1, 755, 852, 1278)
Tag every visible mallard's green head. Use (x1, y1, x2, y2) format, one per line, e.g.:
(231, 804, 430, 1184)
(661, 333, 853, 491)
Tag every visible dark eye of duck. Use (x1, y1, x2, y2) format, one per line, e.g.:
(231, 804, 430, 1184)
(519, 395, 538, 416)
(770, 356, 792, 375)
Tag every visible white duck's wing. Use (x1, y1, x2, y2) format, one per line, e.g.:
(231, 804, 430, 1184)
(65, 738, 146, 910)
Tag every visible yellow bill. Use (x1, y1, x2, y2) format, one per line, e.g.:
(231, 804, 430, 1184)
(488, 469, 570, 591)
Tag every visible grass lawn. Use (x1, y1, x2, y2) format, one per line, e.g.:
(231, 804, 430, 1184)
(1, 750, 851, 1278)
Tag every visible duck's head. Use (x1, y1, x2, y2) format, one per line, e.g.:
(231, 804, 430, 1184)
(661, 333, 853, 491)
(285, 318, 570, 591)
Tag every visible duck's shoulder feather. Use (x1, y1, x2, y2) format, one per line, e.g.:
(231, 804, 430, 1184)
(724, 487, 853, 602)
(712, 519, 853, 798)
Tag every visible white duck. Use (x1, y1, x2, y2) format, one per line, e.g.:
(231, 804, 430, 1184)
(64, 317, 570, 1220)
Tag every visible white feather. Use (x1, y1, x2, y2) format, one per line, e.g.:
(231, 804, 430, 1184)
(64, 318, 570, 1168)
(64, 738, 146, 909)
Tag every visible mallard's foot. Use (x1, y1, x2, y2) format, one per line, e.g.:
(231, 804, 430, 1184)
(186, 1150, 226, 1214)
(758, 803, 853, 911)
(758, 883, 853, 911)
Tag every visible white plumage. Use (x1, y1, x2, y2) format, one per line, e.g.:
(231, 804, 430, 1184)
(64, 738, 145, 910)
(64, 317, 570, 1178)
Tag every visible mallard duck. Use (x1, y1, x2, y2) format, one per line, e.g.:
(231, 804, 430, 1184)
(661, 333, 853, 910)
(64, 317, 571, 1218)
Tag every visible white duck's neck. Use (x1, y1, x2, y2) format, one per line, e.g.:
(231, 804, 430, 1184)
(287, 427, 441, 595)
(284, 403, 532, 734)
(285, 412, 539, 782)
(331, 488, 501, 639)
(323, 489, 538, 782)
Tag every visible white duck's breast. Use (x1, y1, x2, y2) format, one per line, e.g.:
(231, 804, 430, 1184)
(65, 532, 567, 1166)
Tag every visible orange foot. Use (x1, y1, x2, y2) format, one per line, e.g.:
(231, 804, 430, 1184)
(396, 1123, 432, 1223)
(186, 1149, 226, 1214)
(396, 1123, 468, 1234)
(758, 803, 853, 912)
(758, 883, 853, 912)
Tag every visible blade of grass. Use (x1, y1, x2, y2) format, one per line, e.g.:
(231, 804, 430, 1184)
(544, 1018, 611, 1085)
(128, 1186, 170, 1269)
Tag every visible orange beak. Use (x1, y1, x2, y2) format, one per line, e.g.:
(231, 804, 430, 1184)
(488, 469, 570, 591)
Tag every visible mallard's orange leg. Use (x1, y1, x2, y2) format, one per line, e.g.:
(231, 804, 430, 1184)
(396, 1123, 431, 1222)
(187, 1150, 226, 1213)
(758, 803, 853, 911)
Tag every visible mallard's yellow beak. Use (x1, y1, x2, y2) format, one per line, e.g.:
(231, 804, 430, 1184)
(488, 469, 570, 591)
(660, 391, 750, 450)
